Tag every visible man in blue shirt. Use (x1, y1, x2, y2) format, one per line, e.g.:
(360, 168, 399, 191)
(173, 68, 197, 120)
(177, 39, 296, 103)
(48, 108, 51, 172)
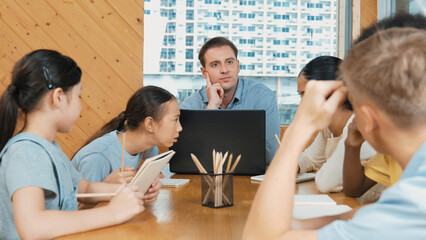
(180, 37, 280, 164)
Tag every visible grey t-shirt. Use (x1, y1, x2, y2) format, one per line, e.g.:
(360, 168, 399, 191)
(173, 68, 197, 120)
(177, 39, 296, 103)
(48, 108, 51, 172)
(72, 131, 158, 182)
(0, 132, 82, 239)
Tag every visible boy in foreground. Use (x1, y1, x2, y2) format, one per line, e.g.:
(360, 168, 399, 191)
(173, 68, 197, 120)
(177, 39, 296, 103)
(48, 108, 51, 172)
(243, 28, 426, 239)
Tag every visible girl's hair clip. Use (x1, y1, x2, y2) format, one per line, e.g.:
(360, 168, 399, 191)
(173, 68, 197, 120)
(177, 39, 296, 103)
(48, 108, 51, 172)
(42, 66, 55, 90)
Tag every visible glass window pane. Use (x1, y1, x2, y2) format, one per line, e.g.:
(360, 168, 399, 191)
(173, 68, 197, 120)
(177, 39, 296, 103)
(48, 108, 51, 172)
(144, 0, 338, 125)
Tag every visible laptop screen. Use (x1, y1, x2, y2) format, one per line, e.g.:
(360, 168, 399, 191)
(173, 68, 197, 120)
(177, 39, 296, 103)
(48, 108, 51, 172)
(170, 109, 266, 175)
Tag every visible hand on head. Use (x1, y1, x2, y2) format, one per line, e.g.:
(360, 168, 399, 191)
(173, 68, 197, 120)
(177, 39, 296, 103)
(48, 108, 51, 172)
(205, 73, 224, 109)
(345, 119, 365, 147)
(103, 167, 135, 184)
(293, 80, 348, 132)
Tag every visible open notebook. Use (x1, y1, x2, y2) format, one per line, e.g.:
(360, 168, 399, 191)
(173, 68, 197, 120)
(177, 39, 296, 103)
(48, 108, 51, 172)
(250, 172, 315, 183)
(293, 194, 352, 219)
(76, 150, 175, 198)
(293, 205, 352, 219)
(160, 178, 190, 188)
(294, 194, 336, 206)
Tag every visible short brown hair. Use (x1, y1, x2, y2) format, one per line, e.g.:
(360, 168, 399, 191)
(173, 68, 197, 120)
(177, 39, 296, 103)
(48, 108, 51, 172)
(198, 37, 238, 67)
(341, 28, 426, 128)
(354, 13, 426, 45)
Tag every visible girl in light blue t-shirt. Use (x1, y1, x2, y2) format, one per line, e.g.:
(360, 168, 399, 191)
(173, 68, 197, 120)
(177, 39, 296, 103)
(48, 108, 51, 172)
(0, 49, 157, 239)
(72, 86, 183, 184)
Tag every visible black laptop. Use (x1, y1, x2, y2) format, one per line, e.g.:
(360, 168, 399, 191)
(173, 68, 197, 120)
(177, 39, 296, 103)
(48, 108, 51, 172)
(170, 109, 266, 175)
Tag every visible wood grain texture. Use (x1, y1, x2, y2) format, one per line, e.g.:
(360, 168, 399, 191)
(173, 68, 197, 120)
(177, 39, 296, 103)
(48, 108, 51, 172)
(353, 0, 378, 40)
(56, 175, 360, 240)
(360, 0, 377, 30)
(0, 0, 143, 158)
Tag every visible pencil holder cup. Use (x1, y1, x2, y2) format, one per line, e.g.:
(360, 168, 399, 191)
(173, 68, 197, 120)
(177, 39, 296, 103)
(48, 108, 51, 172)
(201, 173, 233, 208)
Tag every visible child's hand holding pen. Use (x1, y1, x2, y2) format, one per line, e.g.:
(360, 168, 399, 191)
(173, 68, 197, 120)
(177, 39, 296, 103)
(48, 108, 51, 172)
(104, 167, 136, 184)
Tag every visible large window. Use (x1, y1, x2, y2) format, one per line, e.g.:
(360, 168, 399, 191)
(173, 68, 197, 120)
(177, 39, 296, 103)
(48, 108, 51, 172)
(378, 0, 425, 19)
(143, 0, 338, 125)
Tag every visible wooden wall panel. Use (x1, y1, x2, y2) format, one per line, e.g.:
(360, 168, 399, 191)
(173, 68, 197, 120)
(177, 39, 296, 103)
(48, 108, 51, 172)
(353, 0, 378, 40)
(360, 0, 377, 31)
(106, 0, 144, 38)
(0, 0, 144, 158)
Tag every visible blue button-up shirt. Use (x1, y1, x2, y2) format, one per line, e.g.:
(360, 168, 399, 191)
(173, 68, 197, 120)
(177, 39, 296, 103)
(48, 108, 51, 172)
(318, 141, 426, 240)
(180, 77, 280, 164)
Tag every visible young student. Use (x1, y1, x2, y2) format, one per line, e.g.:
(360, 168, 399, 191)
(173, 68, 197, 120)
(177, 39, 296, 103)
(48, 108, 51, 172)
(244, 28, 426, 239)
(72, 86, 182, 183)
(0, 49, 160, 239)
(343, 121, 402, 198)
(343, 13, 426, 199)
(297, 56, 375, 193)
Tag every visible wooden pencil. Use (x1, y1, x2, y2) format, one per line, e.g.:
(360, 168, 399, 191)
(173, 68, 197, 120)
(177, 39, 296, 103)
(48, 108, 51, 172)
(75, 192, 116, 198)
(121, 132, 126, 172)
(226, 153, 233, 173)
(222, 151, 229, 172)
(275, 134, 281, 146)
(229, 154, 241, 173)
(191, 153, 207, 173)
(212, 149, 216, 173)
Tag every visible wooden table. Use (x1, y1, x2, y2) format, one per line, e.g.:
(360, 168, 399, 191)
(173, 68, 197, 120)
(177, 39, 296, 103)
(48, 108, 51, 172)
(57, 175, 360, 240)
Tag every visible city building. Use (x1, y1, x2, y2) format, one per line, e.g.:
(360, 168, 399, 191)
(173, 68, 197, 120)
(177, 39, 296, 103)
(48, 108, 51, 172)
(143, 0, 337, 125)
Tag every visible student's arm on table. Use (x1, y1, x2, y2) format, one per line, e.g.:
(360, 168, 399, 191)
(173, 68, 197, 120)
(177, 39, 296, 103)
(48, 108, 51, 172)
(78, 177, 162, 204)
(343, 120, 377, 197)
(243, 81, 347, 240)
(76, 154, 161, 203)
(12, 184, 144, 239)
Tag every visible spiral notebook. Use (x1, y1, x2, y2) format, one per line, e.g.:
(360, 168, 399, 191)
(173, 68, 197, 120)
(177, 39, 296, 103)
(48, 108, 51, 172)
(160, 178, 190, 188)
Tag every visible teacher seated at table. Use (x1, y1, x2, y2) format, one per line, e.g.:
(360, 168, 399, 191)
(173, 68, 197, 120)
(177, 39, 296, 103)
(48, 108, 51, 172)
(180, 36, 280, 165)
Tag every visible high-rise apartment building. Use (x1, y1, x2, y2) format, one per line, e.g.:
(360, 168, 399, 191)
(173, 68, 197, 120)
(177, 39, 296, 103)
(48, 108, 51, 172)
(143, 0, 337, 124)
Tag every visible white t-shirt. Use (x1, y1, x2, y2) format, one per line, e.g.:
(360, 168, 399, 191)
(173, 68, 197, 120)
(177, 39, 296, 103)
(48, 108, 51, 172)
(298, 115, 376, 193)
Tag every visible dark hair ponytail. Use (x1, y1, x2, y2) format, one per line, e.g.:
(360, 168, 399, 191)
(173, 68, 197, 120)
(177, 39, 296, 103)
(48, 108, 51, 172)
(300, 56, 352, 110)
(0, 49, 82, 151)
(84, 86, 175, 145)
(0, 86, 19, 151)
